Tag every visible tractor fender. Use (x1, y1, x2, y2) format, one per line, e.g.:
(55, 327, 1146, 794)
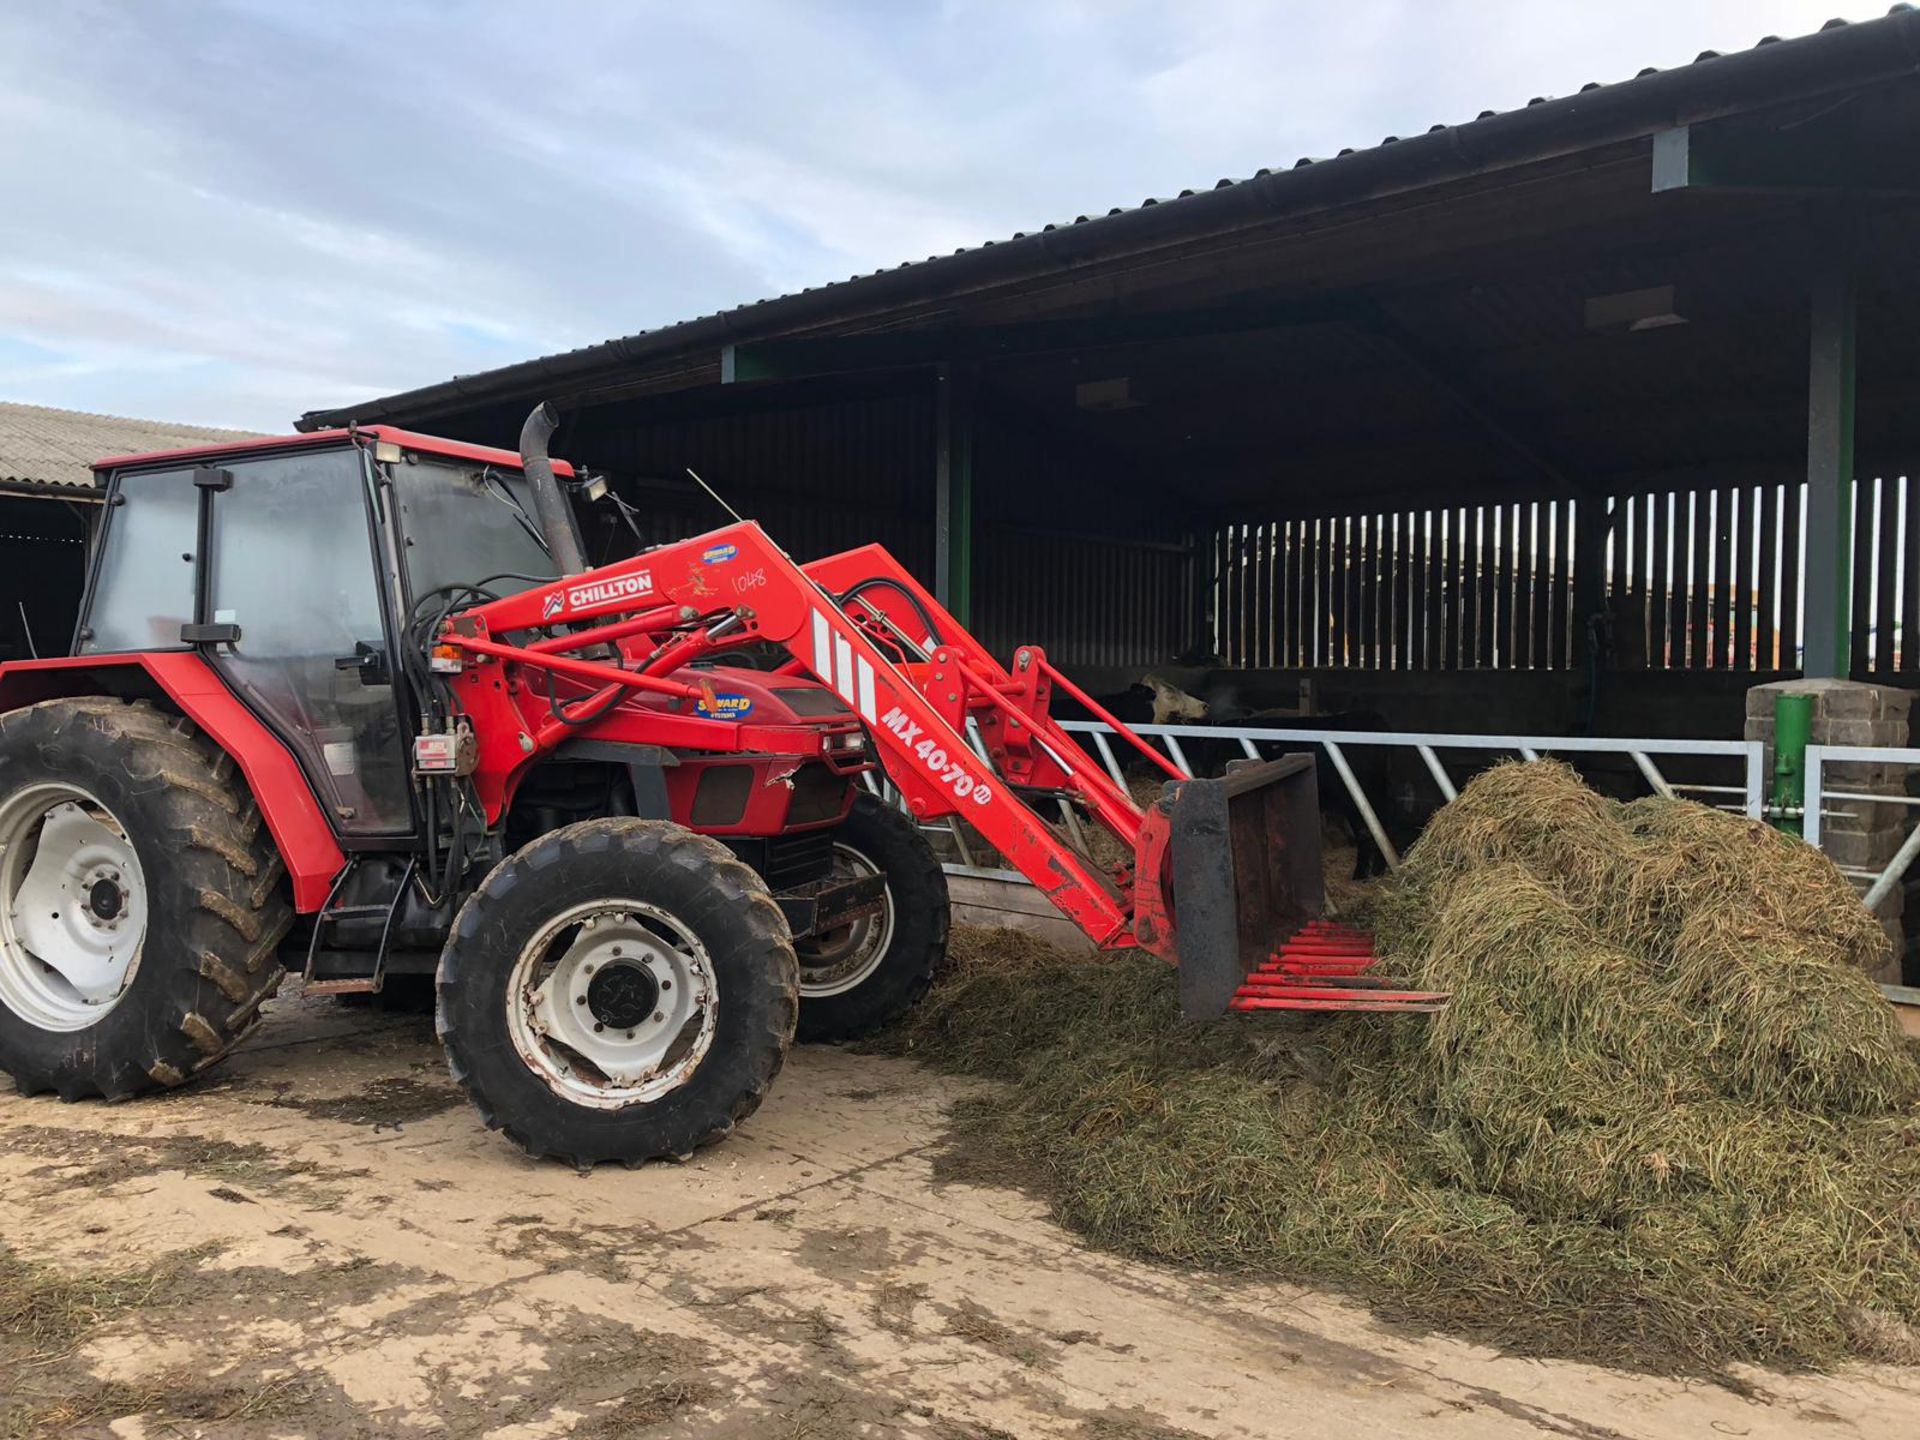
(0, 653, 346, 912)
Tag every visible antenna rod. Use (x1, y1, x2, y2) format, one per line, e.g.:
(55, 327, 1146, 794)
(686, 467, 744, 526)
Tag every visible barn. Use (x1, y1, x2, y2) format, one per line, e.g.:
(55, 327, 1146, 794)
(299, 12, 1920, 754)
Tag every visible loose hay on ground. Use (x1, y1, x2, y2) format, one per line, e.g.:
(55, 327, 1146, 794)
(882, 761, 1920, 1373)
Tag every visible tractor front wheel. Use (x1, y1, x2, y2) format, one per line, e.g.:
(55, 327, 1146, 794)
(0, 698, 290, 1100)
(437, 818, 798, 1168)
(794, 793, 949, 1043)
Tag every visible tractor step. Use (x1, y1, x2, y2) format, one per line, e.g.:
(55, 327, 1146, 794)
(1227, 922, 1447, 1014)
(302, 976, 385, 996)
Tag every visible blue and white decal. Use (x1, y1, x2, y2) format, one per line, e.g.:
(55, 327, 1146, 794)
(695, 692, 755, 721)
(701, 542, 739, 565)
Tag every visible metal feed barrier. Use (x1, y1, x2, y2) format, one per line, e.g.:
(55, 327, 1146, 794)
(1061, 722, 1765, 873)
(865, 725, 1917, 1018)
(867, 720, 1765, 884)
(1805, 745, 1920, 914)
(1802, 745, 1920, 1014)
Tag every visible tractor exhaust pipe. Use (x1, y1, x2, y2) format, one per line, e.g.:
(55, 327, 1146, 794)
(520, 401, 588, 577)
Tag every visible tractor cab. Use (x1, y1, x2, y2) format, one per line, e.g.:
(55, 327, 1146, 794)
(78, 429, 569, 837)
(79, 429, 860, 829)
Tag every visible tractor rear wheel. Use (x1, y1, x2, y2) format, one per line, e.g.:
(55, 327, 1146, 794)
(437, 818, 798, 1168)
(0, 698, 290, 1100)
(794, 793, 949, 1043)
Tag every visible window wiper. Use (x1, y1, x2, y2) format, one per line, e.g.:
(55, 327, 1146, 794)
(478, 467, 552, 556)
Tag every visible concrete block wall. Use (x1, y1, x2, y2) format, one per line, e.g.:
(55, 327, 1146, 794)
(1746, 677, 1913, 986)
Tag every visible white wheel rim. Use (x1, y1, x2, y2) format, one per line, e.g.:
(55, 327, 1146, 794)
(0, 783, 149, 1033)
(796, 843, 895, 999)
(506, 899, 718, 1109)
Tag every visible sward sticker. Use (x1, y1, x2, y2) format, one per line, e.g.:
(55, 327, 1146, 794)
(695, 693, 755, 721)
(702, 542, 739, 565)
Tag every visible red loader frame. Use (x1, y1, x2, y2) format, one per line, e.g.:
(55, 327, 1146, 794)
(439, 522, 1441, 1017)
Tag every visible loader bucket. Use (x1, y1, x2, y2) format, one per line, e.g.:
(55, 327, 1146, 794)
(1158, 754, 1325, 1018)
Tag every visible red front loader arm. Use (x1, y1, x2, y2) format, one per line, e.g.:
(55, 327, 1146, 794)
(452, 523, 1141, 948)
(440, 518, 1409, 1017)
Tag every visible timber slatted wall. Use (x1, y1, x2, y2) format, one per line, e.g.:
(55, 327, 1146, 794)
(1844, 471, 1918, 676)
(1606, 484, 1792, 672)
(1211, 500, 1578, 670)
(1212, 468, 1915, 674)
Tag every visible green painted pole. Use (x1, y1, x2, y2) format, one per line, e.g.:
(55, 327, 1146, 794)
(1771, 692, 1813, 836)
(933, 365, 975, 626)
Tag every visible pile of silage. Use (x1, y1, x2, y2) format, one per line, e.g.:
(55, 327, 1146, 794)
(883, 762, 1920, 1373)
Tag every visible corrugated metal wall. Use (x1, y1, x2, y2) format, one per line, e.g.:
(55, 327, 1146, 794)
(968, 398, 1193, 667)
(0, 496, 90, 661)
(580, 390, 937, 579)
(581, 389, 1198, 671)
(973, 528, 1193, 667)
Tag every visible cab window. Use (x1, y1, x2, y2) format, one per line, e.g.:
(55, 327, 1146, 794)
(204, 448, 412, 833)
(389, 459, 558, 607)
(80, 468, 199, 653)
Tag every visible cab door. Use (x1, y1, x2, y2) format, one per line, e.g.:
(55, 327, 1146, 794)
(200, 448, 412, 834)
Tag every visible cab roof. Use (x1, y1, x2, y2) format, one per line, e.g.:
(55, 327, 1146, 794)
(92, 424, 576, 478)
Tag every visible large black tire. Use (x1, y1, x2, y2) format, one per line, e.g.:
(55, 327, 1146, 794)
(795, 793, 949, 1043)
(437, 818, 798, 1168)
(0, 697, 290, 1100)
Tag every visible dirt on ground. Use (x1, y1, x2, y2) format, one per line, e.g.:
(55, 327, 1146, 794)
(2, 984, 1917, 1439)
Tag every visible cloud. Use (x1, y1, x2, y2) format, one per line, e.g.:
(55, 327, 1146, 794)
(0, 0, 1878, 429)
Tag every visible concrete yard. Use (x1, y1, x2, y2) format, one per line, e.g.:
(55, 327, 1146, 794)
(2, 986, 1917, 1440)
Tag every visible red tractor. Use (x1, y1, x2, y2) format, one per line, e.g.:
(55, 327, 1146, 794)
(0, 405, 1429, 1167)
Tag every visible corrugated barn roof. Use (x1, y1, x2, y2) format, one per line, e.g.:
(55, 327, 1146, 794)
(0, 402, 260, 495)
(300, 6, 1920, 432)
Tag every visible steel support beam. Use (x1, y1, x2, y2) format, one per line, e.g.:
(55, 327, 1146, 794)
(1652, 122, 1919, 198)
(1802, 264, 1855, 679)
(934, 366, 975, 624)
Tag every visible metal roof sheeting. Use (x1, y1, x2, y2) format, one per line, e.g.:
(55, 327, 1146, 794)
(0, 402, 259, 495)
(299, 7, 1920, 432)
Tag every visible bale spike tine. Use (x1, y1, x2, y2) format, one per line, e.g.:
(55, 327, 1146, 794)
(1229, 924, 1448, 1015)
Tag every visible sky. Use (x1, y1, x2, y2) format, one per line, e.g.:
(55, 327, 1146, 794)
(0, 0, 1888, 431)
